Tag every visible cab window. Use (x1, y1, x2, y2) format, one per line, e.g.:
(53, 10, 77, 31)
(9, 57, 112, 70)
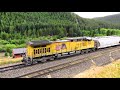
(45, 48, 46, 53)
(34, 49, 35, 55)
(49, 48, 50, 52)
(47, 48, 50, 52)
(40, 49, 42, 53)
(36, 50, 37, 54)
(43, 48, 44, 53)
(38, 49, 39, 54)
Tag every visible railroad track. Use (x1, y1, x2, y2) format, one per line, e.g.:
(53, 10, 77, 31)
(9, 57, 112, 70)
(1, 45, 120, 74)
(16, 56, 100, 78)
(0, 64, 25, 72)
(17, 46, 120, 78)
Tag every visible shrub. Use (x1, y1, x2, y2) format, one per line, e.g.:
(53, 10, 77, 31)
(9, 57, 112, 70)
(51, 36, 58, 41)
(0, 46, 6, 52)
(5, 44, 17, 50)
(16, 44, 26, 48)
(0, 40, 9, 45)
(0, 47, 4, 52)
(5, 52, 8, 56)
(9, 52, 12, 57)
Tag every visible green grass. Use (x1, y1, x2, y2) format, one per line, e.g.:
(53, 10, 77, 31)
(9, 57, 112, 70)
(0, 56, 22, 66)
(0, 59, 22, 66)
(94, 62, 120, 78)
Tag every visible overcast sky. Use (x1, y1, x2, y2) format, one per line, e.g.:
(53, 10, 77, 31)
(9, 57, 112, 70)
(74, 12, 120, 18)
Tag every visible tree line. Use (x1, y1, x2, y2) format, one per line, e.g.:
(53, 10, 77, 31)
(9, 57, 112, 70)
(1, 12, 120, 55)
(1, 12, 120, 41)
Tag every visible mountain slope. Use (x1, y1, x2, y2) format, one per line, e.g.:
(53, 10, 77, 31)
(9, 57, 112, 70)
(0, 12, 120, 41)
(93, 13, 120, 24)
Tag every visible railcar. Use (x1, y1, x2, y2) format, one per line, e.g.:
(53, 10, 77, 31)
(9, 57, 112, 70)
(91, 36, 120, 49)
(22, 37, 95, 65)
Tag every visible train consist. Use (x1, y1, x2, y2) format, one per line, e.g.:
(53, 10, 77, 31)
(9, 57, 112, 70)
(22, 36, 120, 65)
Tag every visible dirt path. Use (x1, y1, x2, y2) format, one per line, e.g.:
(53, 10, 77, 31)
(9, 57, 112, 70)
(73, 59, 120, 78)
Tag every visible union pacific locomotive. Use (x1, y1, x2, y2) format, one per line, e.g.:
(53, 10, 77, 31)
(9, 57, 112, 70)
(22, 36, 120, 65)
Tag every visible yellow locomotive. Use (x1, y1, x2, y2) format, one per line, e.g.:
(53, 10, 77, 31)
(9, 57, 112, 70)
(22, 37, 96, 65)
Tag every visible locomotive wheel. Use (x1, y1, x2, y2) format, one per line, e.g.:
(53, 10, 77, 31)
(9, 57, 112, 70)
(92, 48, 96, 52)
(41, 59, 47, 63)
(79, 51, 81, 54)
(32, 60, 38, 64)
(25, 59, 32, 66)
(54, 54, 58, 59)
(75, 51, 77, 53)
(49, 56, 55, 61)
(68, 52, 71, 55)
(85, 50, 89, 54)
(89, 49, 92, 53)
(81, 50, 84, 55)
(23, 57, 32, 66)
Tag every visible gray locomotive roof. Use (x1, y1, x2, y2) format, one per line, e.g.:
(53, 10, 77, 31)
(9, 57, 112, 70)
(66, 37, 92, 40)
(66, 37, 86, 40)
(28, 40, 52, 47)
(13, 48, 26, 54)
(54, 40, 69, 42)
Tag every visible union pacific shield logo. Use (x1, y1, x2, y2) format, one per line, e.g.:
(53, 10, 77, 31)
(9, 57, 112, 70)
(56, 43, 67, 51)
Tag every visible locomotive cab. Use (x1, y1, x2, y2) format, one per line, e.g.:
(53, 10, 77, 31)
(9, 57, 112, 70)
(22, 40, 52, 65)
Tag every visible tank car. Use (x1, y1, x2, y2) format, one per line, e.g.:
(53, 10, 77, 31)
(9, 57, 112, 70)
(92, 36, 120, 49)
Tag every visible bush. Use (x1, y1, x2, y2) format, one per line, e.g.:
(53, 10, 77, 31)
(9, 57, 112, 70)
(5, 44, 17, 50)
(0, 47, 4, 52)
(6, 48, 11, 53)
(51, 36, 58, 41)
(16, 44, 26, 48)
(0, 46, 6, 52)
(9, 52, 12, 57)
(10, 39, 20, 44)
(0, 40, 9, 45)
(5, 52, 8, 56)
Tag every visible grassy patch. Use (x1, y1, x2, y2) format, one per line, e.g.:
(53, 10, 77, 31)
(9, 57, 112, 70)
(0, 57, 22, 66)
(74, 60, 120, 78)
(94, 61, 120, 78)
(0, 52, 22, 66)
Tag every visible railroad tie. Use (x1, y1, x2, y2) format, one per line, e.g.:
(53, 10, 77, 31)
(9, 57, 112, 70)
(91, 59, 96, 66)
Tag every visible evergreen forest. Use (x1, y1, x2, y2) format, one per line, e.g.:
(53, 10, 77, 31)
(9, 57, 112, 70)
(1, 12, 120, 55)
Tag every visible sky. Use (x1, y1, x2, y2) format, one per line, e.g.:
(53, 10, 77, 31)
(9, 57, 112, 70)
(74, 12, 120, 19)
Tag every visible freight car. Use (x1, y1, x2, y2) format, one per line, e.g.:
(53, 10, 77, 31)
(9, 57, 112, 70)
(91, 36, 120, 49)
(22, 36, 120, 65)
(22, 37, 95, 65)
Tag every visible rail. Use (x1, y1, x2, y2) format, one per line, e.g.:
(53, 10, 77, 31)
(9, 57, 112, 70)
(17, 47, 120, 78)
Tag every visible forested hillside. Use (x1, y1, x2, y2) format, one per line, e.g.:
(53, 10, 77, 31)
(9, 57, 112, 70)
(1, 12, 120, 40)
(94, 14, 120, 24)
(1, 12, 120, 55)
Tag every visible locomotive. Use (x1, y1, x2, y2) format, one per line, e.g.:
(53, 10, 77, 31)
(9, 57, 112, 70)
(22, 36, 120, 65)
